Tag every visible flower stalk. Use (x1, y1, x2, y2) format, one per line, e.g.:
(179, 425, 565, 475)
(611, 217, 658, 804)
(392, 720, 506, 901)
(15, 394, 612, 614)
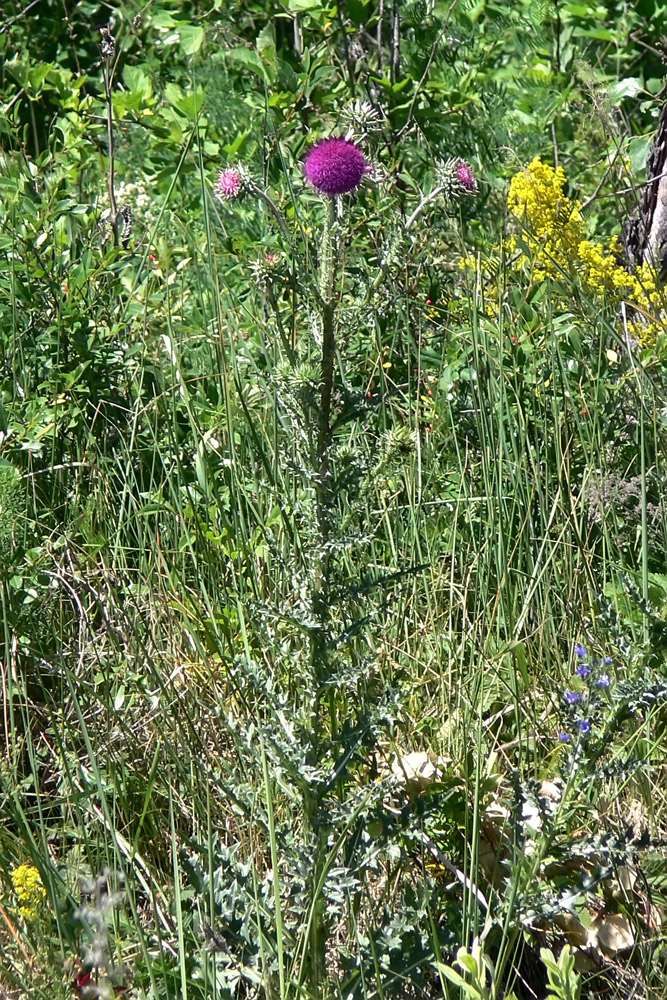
(246, 178, 292, 243)
(405, 185, 446, 230)
(312, 196, 337, 676)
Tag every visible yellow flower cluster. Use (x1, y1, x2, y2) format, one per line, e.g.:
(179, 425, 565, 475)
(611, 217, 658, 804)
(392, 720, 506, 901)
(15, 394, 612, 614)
(11, 863, 46, 921)
(507, 157, 664, 345)
(507, 156, 585, 281)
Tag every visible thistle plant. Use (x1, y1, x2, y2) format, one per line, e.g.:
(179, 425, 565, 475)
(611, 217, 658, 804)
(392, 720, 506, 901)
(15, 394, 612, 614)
(202, 138, 478, 997)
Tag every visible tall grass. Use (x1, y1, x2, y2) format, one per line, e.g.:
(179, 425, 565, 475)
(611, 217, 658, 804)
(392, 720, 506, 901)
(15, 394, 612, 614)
(1, 68, 667, 1000)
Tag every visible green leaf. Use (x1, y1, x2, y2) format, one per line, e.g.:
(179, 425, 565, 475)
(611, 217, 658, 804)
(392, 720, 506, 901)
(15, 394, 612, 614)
(226, 46, 270, 83)
(224, 130, 251, 155)
(178, 90, 206, 120)
(255, 24, 277, 81)
(347, 0, 370, 23)
(628, 136, 651, 173)
(287, 0, 324, 11)
(608, 78, 642, 103)
(457, 952, 481, 976)
(164, 83, 205, 120)
(178, 24, 205, 56)
(164, 82, 185, 107)
(573, 26, 614, 40)
(151, 11, 178, 27)
(122, 64, 153, 102)
(256, 23, 276, 62)
(437, 965, 470, 990)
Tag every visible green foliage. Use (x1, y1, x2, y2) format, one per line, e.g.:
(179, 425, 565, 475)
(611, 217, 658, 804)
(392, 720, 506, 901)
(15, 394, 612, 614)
(0, 460, 25, 565)
(1, 1, 667, 999)
(540, 945, 582, 1000)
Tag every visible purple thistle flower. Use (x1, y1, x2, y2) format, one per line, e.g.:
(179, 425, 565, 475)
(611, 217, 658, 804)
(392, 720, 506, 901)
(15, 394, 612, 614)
(565, 690, 581, 705)
(576, 664, 592, 679)
(303, 137, 367, 196)
(577, 719, 591, 735)
(597, 673, 610, 688)
(558, 732, 572, 743)
(216, 168, 244, 201)
(436, 157, 477, 201)
(574, 643, 588, 658)
(455, 160, 477, 192)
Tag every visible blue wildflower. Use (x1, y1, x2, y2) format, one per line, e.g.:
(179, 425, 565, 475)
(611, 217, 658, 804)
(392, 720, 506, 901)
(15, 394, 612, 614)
(602, 655, 613, 665)
(577, 719, 591, 735)
(576, 664, 592, 679)
(574, 643, 588, 658)
(558, 732, 572, 743)
(597, 674, 610, 688)
(565, 690, 581, 705)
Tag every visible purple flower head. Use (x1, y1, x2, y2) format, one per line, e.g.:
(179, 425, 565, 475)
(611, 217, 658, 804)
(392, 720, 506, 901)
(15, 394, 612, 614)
(565, 690, 581, 705)
(577, 719, 591, 735)
(576, 664, 592, 679)
(436, 157, 477, 201)
(558, 732, 572, 744)
(303, 137, 367, 196)
(456, 160, 477, 192)
(603, 655, 613, 666)
(574, 643, 588, 659)
(216, 168, 244, 201)
(597, 673, 610, 688)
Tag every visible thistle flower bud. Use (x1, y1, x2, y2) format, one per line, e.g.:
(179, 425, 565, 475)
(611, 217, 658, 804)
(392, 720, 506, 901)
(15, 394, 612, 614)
(216, 167, 245, 202)
(340, 99, 384, 140)
(249, 251, 287, 289)
(436, 158, 477, 201)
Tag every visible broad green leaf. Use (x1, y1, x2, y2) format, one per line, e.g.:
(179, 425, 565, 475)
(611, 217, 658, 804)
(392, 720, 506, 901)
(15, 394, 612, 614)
(164, 82, 185, 107)
(224, 130, 251, 155)
(608, 77, 642, 103)
(628, 136, 651, 173)
(226, 46, 270, 83)
(164, 83, 205, 120)
(151, 11, 177, 27)
(178, 24, 205, 55)
(123, 65, 153, 101)
(287, 0, 324, 11)
(178, 90, 205, 120)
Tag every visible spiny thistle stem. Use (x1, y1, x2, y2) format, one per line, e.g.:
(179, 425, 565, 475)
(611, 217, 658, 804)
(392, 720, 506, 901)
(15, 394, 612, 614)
(244, 178, 291, 243)
(312, 197, 337, 676)
(405, 160, 477, 230)
(404, 185, 445, 230)
(316, 198, 337, 524)
(101, 23, 119, 247)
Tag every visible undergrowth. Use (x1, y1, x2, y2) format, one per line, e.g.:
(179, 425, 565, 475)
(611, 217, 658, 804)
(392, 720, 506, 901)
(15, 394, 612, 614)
(1, 1, 666, 999)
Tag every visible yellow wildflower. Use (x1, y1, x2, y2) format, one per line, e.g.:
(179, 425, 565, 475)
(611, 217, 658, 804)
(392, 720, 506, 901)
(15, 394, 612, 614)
(507, 157, 585, 277)
(506, 158, 665, 347)
(11, 863, 46, 921)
